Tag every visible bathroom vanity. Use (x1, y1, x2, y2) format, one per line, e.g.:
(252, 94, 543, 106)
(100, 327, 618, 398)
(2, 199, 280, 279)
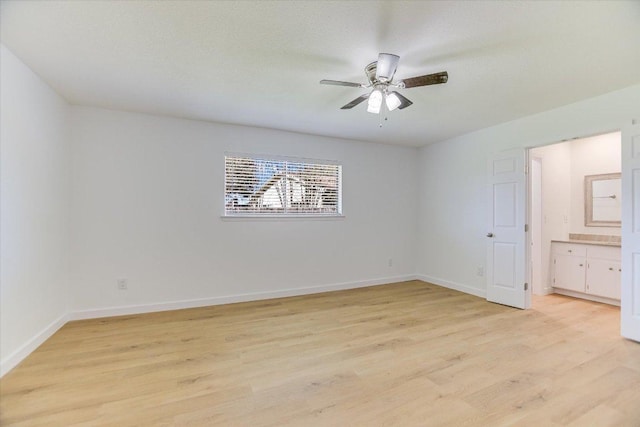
(551, 240, 621, 306)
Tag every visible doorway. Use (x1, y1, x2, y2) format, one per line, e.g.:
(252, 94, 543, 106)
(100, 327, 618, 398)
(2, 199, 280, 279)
(527, 131, 622, 307)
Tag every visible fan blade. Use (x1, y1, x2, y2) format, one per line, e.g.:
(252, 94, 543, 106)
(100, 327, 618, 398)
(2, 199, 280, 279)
(389, 91, 413, 109)
(376, 53, 400, 82)
(320, 79, 364, 88)
(340, 93, 370, 109)
(401, 71, 448, 88)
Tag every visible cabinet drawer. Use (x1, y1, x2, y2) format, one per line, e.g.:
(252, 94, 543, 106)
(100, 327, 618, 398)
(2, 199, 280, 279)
(586, 245, 621, 261)
(552, 243, 587, 257)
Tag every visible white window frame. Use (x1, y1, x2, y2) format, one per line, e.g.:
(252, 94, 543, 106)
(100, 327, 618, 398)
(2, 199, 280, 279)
(222, 153, 343, 219)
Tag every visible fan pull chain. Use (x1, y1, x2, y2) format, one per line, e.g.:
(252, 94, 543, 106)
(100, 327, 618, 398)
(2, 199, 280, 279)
(379, 98, 386, 128)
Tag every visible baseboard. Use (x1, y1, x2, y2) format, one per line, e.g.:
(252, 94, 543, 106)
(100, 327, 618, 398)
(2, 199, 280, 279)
(1, 312, 69, 378)
(553, 288, 620, 306)
(416, 274, 486, 299)
(70, 274, 419, 320)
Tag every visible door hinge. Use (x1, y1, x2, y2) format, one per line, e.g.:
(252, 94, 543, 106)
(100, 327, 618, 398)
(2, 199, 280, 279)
(524, 282, 529, 291)
(524, 224, 529, 232)
(525, 165, 529, 175)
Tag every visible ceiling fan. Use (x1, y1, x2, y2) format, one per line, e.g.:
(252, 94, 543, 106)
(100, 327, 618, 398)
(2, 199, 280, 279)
(320, 53, 448, 114)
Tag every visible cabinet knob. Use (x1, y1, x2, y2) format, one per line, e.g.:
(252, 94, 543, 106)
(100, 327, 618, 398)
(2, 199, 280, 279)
(609, 267, 614, 271)
(567, 249, 572, 253)
(579, 264, 583, 267)
(486, 233, 494, 238)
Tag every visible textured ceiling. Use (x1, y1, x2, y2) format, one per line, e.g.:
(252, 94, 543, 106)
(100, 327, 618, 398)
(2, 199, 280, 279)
(1, 1, 639, 147)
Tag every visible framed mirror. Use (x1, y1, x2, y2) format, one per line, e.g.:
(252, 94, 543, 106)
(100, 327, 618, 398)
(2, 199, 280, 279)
(585, 173, 621, 227)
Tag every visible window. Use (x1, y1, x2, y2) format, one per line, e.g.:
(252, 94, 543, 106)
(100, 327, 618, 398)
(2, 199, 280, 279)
(224, 155, 342, 216)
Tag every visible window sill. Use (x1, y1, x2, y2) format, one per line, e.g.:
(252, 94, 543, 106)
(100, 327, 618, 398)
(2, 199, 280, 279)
(221, 214, 346, 221)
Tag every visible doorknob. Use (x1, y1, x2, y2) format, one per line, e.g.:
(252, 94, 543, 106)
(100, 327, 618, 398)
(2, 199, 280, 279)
(486, 232, 494, 238)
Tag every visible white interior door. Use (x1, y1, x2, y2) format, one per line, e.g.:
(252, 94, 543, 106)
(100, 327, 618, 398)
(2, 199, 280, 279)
(487, 148, 529, 309)
(621, 123, 640, 342)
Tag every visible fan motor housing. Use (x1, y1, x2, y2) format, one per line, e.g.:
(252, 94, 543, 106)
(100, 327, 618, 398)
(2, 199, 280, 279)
(365, 62, 378, 84)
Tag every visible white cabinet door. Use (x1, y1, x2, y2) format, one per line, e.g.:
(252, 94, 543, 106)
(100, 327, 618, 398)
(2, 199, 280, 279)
(554, 255, 586, 292)
(587, 260, 622, 300)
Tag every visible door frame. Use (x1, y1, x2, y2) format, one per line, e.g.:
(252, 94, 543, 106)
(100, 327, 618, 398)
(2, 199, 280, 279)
(529, 156, 543, 295)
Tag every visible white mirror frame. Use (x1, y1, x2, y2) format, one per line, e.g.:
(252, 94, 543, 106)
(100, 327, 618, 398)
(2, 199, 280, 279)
(585, 172, 621, 227)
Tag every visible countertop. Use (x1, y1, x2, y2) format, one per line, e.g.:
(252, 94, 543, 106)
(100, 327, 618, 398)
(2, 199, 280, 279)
(551, 239, 621, 248)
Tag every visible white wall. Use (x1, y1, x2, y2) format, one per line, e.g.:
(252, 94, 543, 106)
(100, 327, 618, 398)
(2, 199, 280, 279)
(530, 142, 572, 294)
(569, 132, 622, 236)
(70, 107, 419, 315)
(0, 45, 70, 375)
(417, 84, 640, 297)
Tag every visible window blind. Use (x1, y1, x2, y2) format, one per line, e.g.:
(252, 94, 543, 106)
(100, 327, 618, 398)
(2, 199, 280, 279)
(224, 155, 342, 216)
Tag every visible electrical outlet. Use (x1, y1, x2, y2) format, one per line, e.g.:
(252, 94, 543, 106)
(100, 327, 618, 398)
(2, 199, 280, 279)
(117, 279, 128, 290)
(477, 267, 484, 277)
(388, 258, 393, 267)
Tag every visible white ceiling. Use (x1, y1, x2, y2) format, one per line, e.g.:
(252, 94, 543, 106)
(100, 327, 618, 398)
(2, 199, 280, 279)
(1, 1, 639, 147)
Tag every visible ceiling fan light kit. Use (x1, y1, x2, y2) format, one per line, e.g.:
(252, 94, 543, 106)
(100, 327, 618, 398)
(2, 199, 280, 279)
(385, 92, 402, 111)
(320, 53, 448, 116)
(367, 89, 383, 114)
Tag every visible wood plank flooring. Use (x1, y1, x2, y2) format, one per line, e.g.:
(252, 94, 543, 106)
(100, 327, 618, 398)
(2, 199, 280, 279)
(1, 280, 639, 426)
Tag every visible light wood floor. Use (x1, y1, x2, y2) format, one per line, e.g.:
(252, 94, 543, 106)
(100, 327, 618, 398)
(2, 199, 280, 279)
(2, 281, 639, 426)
